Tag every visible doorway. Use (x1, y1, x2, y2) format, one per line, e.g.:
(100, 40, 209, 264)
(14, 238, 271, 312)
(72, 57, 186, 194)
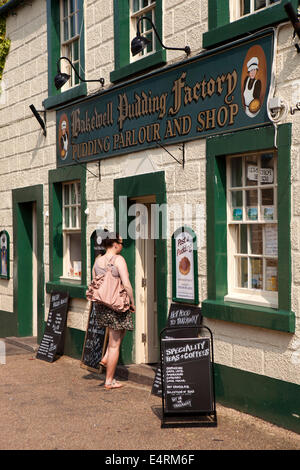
(13, 185, 44, 340)
(114, 171, 167, 366)
(133, 196, 159, 364)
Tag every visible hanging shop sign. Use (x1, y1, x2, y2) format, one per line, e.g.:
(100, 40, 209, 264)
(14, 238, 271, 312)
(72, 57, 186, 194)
(172, 226, 198, 305)
(56, 30, 274, 167)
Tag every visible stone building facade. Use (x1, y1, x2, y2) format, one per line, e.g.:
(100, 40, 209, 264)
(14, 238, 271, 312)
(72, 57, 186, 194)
(0, 0, 300, 432)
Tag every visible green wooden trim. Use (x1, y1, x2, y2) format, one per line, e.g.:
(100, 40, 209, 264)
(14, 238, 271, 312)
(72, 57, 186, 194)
(204, 0, 299, 49)
(0, 230, 10, 279)
(44, 0, 87, 109)
(47, 165, 87, 298)
(43, 83, 87, 110)
(171, 226, 199, 305)
(46, 281, 88, 299)
(204, 124, 295, 333)
(111, 0, 166, 83)
(0, 310, 17, 337)
(114, 171, 167, 364)
(215, 363, 300, 434)
(12, 185, 44, 341)
(110, 50, 166, 83)
(203, 299, 295, 332)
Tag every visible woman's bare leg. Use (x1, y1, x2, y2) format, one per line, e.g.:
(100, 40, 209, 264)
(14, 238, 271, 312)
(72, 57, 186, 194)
(105, 328, 125, 384)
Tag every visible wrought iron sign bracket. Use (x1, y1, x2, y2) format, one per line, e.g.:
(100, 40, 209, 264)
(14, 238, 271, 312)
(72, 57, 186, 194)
(156, 141, 185, 169)
(74, 159, 102, 181)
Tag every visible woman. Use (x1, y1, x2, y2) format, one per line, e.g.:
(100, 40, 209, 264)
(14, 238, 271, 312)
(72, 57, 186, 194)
(91, 232, 135, 390)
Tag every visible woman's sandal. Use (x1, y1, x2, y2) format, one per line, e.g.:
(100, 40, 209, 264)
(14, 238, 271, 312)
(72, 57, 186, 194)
(104, 379, 125, 390)
(99, 361, 106, 368)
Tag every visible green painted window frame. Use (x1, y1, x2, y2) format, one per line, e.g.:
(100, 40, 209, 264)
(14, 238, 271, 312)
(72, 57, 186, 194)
(43, 0, 87, 110)
(110, 0, 166, 83)
(203, 0, 299, 49)
(202, 124, 295, 333)
(114, 171, 168, 364)
(46, 165, 87, 298)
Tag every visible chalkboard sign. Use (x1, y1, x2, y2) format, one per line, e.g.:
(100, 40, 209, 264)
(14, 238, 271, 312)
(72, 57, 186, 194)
(36, 291, 69, 363)
(160, 328, 217, 427)
(151, 303, 202, 396)
(162, 337, 213, 412)
(167, 303, 202, 327)
(81, 302, 108, 373)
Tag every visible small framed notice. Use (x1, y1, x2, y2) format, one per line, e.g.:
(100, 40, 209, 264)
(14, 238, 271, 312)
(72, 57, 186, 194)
(172, 226, 199, 305)
(0, 230, 9, 280)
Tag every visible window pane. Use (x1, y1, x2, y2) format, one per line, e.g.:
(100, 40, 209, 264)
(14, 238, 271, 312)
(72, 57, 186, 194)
(64, 184, 69, 205)
(231, 157, 242, 187)
(71, 183, 76, 204)
(73, 39, 79, 61)
(63, 19, 69, 41)
(237, 257, 248, 288)
(76, 182, 81, 203)
(232, 191, 243, 220)
(69, 0, 76, 14)
(63, 0, 68, 17)
(250, 258, 263, 289)
(266, 259, 278, 292)
(250, 225, 263, 254)
(242, 0, 251, 15)
(74, 61, 80, 85)
(143, 0, 148, 7)
(262, 188, 273, 205)
(70, 14, 76, 37)
(260, 152, 274, 185)
(239, 225, 247, 254)
(64, 207, 70, 228)
(265, 224, 277, 256)
(133, 0, 139, 12)
(71, 207, 77, 227)
(146, 32, 153, 53)
(246, 190, 258, 220)
(77, 207, 81, 228)
(255, 0, 266, 11)
(246, 155, 258, 186)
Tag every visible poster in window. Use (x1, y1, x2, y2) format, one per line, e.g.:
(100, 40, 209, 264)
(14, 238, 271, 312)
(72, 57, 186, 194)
(0, 231, 9, 279)
(172, 227, 199, 305)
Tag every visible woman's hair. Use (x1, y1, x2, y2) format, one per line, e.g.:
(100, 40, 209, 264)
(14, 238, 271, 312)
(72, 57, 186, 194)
(100, 230, 121, 249)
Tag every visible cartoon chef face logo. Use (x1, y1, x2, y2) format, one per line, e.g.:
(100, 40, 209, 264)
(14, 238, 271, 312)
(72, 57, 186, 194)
(241, 45, 267, 118)
(58, 113, 70, 160)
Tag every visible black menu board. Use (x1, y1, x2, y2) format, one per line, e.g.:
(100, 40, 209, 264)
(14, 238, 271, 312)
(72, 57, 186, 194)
(161, 337, 213, 415)
(167, 303, 202, 328)
(151, 303, 202, 396)
(81, 302, 108, 373)
(36, 291, 69, 363)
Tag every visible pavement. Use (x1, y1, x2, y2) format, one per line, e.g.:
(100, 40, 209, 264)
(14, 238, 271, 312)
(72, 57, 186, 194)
(1, 336, 300, 451)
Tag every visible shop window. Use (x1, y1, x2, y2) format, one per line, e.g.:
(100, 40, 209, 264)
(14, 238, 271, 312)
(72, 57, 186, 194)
(203, 0, 298, 49)
(226, 151, 278, 308)
(47, 165, 87, 299)
(43, 0, 86, 110)
(110, 0, 166, 83)
(202, 124, 295, 333)
(62, 181, 82, 280)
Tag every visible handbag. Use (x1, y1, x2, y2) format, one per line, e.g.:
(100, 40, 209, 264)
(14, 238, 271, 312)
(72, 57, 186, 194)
(86, 256, 130, 313)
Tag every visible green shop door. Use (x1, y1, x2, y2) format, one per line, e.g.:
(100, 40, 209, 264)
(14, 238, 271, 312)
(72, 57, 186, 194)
(13, 186, 44, 339)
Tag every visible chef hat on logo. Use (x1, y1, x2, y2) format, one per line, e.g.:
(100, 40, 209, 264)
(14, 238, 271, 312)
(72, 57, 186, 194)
(247, 57, 259, 72)
(61, 120, 67, 130)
